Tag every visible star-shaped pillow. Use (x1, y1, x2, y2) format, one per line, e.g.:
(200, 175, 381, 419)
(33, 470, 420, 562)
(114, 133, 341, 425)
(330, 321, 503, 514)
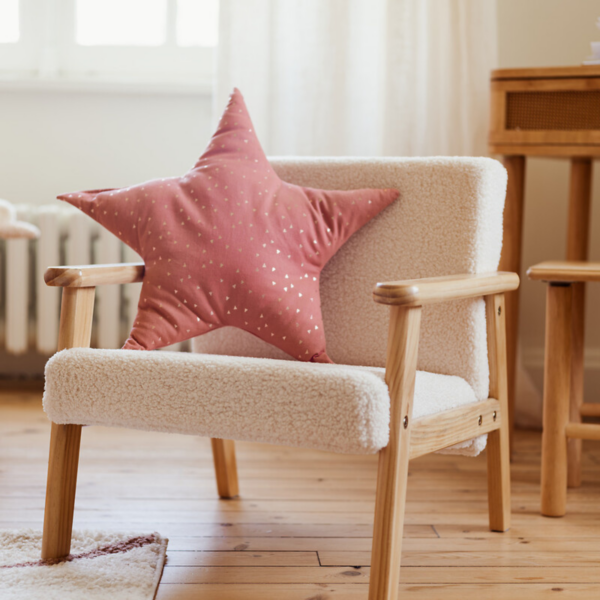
(59, 89, 398, 362)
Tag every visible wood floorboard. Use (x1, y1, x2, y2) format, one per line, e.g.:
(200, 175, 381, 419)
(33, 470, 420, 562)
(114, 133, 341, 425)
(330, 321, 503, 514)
(2, 390, 600, 598)
(161, 565, 600, 584)
(155, 583, 600, 600)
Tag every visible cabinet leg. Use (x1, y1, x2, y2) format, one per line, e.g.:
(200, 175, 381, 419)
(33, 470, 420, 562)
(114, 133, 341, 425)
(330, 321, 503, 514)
(499, 155, 526, 452)
(565, 158, 592, 488)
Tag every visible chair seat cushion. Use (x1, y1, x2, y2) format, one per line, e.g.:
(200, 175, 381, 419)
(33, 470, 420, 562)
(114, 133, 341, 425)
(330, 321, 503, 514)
(44, 348, 482, 456)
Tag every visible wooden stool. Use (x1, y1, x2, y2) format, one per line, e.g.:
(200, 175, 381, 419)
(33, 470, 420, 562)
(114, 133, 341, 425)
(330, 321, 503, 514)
(489, 65, 600, 453)
(528, 262, 600, 517)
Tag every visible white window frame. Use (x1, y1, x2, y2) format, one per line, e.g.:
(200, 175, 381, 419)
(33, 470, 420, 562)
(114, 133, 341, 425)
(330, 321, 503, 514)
(0, 0, 45, 73)
(0, 0, 216, 92)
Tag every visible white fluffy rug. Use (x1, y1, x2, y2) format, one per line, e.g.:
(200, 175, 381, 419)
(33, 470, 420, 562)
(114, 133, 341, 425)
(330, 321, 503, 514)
(0, 530, 167, 600)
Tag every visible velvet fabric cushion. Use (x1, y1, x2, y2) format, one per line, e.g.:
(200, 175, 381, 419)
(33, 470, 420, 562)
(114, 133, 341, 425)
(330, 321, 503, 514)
(58, 89, 398, 361)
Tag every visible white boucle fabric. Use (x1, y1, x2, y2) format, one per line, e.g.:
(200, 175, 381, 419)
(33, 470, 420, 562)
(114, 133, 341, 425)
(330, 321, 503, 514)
(193, 157, 506, 401)
(0, 529, 167, 600)
(192, 157, 506, 455)
(44, 348, 481, 456)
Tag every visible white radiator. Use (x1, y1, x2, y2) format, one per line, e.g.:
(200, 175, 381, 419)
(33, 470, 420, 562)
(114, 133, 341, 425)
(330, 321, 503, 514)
(0, 204, 182, 357)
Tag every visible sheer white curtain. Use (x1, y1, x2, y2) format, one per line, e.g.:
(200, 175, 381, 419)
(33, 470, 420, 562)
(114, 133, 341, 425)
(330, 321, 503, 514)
(215, 0, 497, 157)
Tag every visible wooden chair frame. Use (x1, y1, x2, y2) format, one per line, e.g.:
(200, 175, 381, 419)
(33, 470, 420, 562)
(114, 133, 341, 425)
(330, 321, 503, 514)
(42, 262, 518, 600)
(529, 261, 600, 518)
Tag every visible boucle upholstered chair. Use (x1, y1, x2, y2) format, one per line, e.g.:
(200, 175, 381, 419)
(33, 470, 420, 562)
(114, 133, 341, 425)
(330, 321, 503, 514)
(41, 157, 517, 600)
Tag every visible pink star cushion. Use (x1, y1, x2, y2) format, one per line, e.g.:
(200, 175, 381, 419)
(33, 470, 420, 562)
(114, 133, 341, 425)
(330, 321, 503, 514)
(58, 89, 398, 362)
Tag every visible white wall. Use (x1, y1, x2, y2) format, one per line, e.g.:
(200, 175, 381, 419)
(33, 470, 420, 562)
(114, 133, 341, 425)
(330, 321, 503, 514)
(0, 90, 213, 206)
(497, 0, 600, 400)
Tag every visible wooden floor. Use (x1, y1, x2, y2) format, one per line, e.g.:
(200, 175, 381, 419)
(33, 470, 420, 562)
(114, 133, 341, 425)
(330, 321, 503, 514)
(2, 390, 600, 599)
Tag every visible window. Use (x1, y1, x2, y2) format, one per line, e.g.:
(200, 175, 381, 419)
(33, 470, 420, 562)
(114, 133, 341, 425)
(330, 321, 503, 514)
(76, 0, 169, 47)
(0, 0, 218, 88)
(0, 0, 20, 44)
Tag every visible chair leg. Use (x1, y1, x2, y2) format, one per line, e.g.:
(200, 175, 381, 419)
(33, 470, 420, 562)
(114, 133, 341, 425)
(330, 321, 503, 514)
(487, 427, 511, 531)
(485, 294, 511, 532)
(368, 305, 421, 600)
(42, 423, 82, 560)
(541, 283, 572, 517)
(369, 436, 411, 600)
(211, 438, 239, 499)
(42, 287, 94, 560)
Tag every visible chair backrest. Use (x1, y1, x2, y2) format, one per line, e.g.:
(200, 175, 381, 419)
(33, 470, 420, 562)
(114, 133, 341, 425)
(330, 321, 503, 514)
(192, 157, 507, 401)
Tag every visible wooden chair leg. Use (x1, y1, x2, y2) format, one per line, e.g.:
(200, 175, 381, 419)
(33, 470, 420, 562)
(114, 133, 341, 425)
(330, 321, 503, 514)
(541, 283, 572, 517)
(485, 294, 511, 532)
(42, 286, 95, 560)
(42, 423, 82, 560)
(211, 438, 239, 499)
(369, 306, 421, 600)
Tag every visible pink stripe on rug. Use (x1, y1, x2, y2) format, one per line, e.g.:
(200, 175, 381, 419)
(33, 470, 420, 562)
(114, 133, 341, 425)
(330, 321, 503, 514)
(2, 534, 158, 569)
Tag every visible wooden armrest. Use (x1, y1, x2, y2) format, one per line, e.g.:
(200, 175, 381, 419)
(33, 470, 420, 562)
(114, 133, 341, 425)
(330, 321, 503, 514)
(45, 263, 145, 287)
(373, 272, 519, 306)
(527, 261, 600, 283)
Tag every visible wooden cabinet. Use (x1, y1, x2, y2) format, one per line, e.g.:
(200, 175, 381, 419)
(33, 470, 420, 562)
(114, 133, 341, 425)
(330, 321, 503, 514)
(490, 66, 600, 156)
(489, 66, 600, 462)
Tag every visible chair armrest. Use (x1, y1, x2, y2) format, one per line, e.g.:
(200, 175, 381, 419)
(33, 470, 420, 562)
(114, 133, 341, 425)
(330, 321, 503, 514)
(527, 261, 600, 283)
(45, 263, 145, 287)
(373, 272, 519, 306)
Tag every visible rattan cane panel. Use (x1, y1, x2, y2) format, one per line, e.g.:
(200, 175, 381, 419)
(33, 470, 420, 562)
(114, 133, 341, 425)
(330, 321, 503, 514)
(506, 91, 600, 130)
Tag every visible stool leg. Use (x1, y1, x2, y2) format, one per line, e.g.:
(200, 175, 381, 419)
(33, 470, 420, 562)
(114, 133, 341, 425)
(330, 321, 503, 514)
(541, 283, 572, 518)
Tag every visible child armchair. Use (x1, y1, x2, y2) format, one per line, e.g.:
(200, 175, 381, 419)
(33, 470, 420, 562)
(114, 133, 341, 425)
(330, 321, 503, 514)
(41, 157, 517, 600)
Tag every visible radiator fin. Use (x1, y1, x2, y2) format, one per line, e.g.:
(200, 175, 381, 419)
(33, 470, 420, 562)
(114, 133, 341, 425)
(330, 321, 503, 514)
(0, 204, 184, 360)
